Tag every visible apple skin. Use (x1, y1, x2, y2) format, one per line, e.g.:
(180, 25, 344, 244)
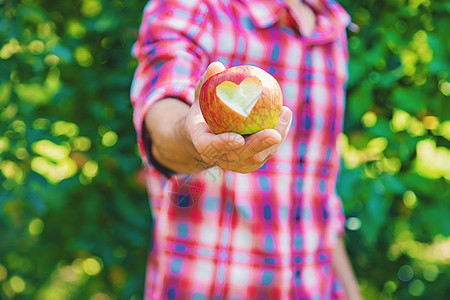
(199, 65, 283, 135)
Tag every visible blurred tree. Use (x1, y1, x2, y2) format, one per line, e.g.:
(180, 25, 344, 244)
(1, 0, 151, 299)
(339, 0, 450, 299)
(0, 0, 448, 299)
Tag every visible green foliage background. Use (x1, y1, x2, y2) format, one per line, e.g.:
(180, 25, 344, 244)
(0, 0, 448, 299)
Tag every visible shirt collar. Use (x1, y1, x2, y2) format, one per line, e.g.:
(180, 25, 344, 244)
(319, 0, 352, 29)
(238, 0, 286, 28)
(239, 0, 351, 32)
(306, 0, 352, 44)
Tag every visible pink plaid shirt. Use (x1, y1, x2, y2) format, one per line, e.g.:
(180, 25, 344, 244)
(131, 0, 352, 299)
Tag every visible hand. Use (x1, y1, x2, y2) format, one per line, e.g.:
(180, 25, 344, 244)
(184, 62, 293, 173)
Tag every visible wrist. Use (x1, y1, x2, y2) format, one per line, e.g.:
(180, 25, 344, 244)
(176, 117, 201, 163)
(176, 117, 215, 171)
(151, 115, 212, 174)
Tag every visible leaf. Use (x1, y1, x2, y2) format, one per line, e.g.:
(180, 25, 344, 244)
(391, 88, 426, 114)
(361, 186, 390, 247)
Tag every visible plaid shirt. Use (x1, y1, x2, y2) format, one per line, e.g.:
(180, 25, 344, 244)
(131, 0, 352, 299)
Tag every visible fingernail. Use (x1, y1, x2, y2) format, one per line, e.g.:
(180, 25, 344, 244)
(280, 109, 291, 124)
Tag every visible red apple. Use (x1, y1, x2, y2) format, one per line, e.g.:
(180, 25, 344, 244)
(199, 65, 283, 135)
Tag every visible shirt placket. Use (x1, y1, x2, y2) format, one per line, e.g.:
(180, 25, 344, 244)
(291, 35, 317, 298)
(212, 172, 235, 298)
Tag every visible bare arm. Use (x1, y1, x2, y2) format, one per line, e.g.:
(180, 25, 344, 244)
(332, 236, 362, 300)
(144, 62, 293, 175)
(145, 98, 205, 174)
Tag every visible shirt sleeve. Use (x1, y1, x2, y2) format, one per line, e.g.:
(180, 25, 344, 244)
(130, 0, 211, 173)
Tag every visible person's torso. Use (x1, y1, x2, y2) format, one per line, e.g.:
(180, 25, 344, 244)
(143, 0, 351, 298)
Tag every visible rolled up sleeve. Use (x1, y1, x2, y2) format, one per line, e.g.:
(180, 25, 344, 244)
(130, 0, 211, 169)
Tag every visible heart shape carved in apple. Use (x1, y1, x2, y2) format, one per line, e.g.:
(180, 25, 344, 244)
(215, 77, 263, 117)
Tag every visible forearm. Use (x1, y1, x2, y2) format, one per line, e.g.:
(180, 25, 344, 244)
(332, 236, 362, 300)
(144, 98, 207, 174)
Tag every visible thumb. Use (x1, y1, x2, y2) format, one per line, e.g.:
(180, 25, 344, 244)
(205, 61, 226, 79)
(195, 61, 226, 101)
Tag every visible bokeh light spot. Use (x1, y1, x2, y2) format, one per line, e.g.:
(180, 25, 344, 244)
(81, 0, 103, 18)
(423, 265, 439, 281)
(407, 117, 426, 137)
(414, 139, 450, 179)
(1, 104, 18, 120)
(32, 139, 71, 162)
(0, 264, 7, 281)
(0, 38, 21, 60)
(37, 22, 53, 38)
(361, 111, 377, 128)
(439, 81, 450, 96)
(73, 136, 92, 151)
(74, 47, 93, 67)
(28, 40, 45, 55)
(51, 121, 79, 137)
(15, 147, 28, 160)
(422, 115, 439, 130)
(366, 137, 388, 155)
(82, 257, 102, 276)
(44, 54, 60, 66)
(31, 156, 78, 184)
(383, 280, 397, 294)
(0, 83, 11, 105)
(102, 131, 118, 147)
(92, 293, 111, 300)
(398, 265, 414, 282)
(439, 121, 450, 140)
(29, 218, 45, 236)
(408, 279, 425, 296)
(345, 217, 362, 231)
(0, 137, 11, 154)
(11, 120, 26, 134)
(32, 118, 51, 130)
(0, 160, 24, 183)
(403, 190, 418, 209)
(67, 20, 87, 38)
(382, 157, 401, 174)
(82, 160, 99, 178)
(9, 275, 26, 293)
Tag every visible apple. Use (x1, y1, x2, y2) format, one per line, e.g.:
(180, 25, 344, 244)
(199, 65, 283, 135)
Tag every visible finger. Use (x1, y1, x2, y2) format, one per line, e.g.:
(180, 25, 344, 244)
(273, 106, 293, 142)
(195, 73, 208, 101)
(246, 107, 293, 162)
(206, 61, 225, 79)
(230, 129, 282, 161)
(186, 103, 209, 139)
(195, 132, 245, 163)
(195, 61, 226, 100)
(245, 107, 293, 164)
(186, 104, 244, 158)
(226, 107, 292, 162)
